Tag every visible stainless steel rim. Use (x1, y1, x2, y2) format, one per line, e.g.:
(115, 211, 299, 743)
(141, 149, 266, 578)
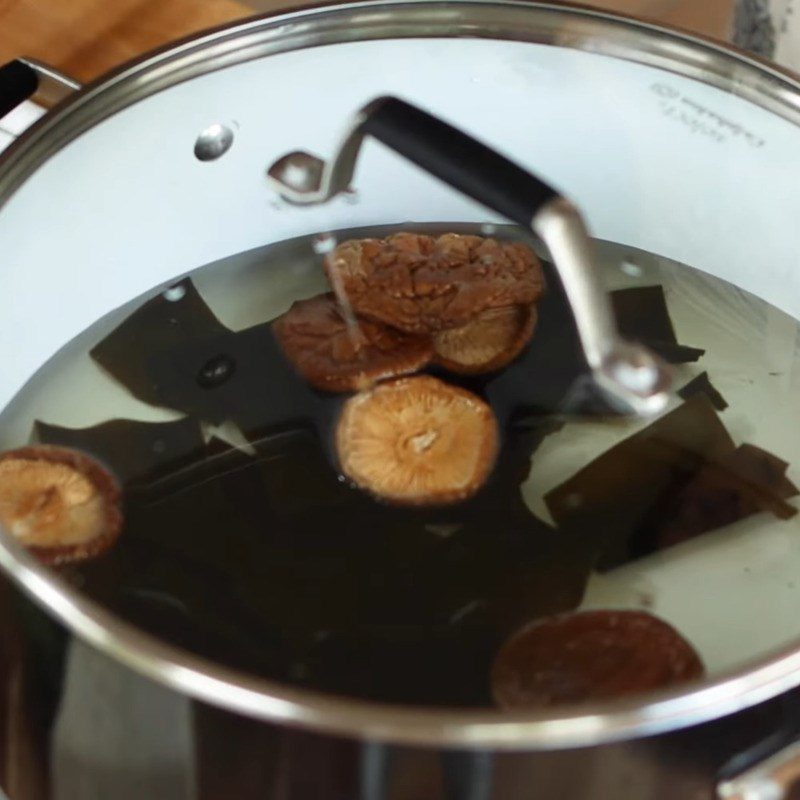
(3, 0, 800, 748)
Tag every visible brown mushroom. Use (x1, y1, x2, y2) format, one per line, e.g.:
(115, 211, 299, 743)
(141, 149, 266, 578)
(433, 304, 538, 374)
(325, 233, 544, 334)
(273, 293, 433, 392)
(335, 375, 498, 505)
(0, 446, 122, 566)
(491, 610, 704, 710)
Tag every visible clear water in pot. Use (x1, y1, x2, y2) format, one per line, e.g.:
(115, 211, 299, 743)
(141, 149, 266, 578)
(1, 223, 799, 708)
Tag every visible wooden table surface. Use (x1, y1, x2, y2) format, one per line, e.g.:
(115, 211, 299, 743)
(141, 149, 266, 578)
(0, 0, 733, 86)
(0, 0, 256, 84)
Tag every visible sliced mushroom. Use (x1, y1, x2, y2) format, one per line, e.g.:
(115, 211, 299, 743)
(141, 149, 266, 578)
(273, 293, 433, 392)
(433, 304, 537, 374)
(490, 610, 704, 710)
(336, 375, 498, 505)
(0, 446, 123, 566)
(326, 233, 543, 334)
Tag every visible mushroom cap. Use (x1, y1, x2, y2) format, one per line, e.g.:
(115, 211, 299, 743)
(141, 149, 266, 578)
(326, 233, 544, 334)
(273, 293, 433, 392)
(336, 375, 498, 505)
(490, 610, 704, 710)
(433, 304, 538, 374)
(0, 445, 122, 566)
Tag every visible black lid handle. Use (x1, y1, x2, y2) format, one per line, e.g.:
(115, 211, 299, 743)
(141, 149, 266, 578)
(266, 95, 673, 415)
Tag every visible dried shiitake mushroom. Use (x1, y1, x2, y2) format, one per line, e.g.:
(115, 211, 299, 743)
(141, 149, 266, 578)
(0, 446, 122, 566)
(491, 610, 704, 710)
(273, 293, 433, 392)
(433, 304, 537, 374)
(326, 233, 543, 334)
(336, 375, 498, 505)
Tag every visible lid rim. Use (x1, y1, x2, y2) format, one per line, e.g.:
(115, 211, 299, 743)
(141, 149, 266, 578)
(2, 0, 800, 748)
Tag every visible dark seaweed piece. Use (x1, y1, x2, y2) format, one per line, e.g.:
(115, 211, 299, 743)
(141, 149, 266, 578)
(74, 430, 348, 678)
(423, 415, 590, 636)
(546, 395, 734, 570)
(146, 322, 333, 437)
(678, 371, 728, 411)
(34, 417, 205, 487)
(272, 419, 582, 706)
(655, 444, 798, 550)
(611, 285, 705, 364)
(74, 428, 442, 679)
(545, 395, 797, 572)
(486, 267, 692, 420)
(90, 279, 229, 407)
(64, 410, 585, 706)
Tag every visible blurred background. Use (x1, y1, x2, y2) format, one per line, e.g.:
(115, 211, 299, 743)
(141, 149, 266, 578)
(0, 0, 736, 85)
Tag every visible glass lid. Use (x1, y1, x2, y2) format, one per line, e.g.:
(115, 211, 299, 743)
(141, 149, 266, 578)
(2, 0, 800, 746)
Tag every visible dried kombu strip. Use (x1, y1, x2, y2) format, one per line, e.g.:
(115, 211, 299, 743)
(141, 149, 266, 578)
(90, 279, 229, 407)
(611, 285, 705, 364)
(72, 428, 441, 678)
(73, 430, 346, 678)
(545, 395, 797, 572)
(34, 417, 205, 487)
(90, 277, 323, 432)
(678, 371, 728, 411)
(422, 414, 590, 637)
(487, 270, 703, 420)
(655, 444, 798, 550)
(63, 412, 581, 705)
(146, 322, 331, 437)
(546, 395, 732, 569)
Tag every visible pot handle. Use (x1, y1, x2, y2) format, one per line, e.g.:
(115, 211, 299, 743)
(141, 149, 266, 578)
(0, 59, 81, 121)
(267, 95, 673, 416)
(718, 739, 800, 800)
(358, 743, 493, 800)
(442, 750, 494, 800)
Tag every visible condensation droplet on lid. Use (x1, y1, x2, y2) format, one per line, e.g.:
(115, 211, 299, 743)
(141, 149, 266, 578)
(163, 285, 186, 302)
(480, 223, 497, 235)
(313, 233, 337, 255)
(620, 259, 644, 277)
(194, 123, 234, 161)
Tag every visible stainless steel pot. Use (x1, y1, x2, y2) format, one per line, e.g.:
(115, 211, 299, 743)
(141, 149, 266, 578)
(4, 2, 800, 797)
